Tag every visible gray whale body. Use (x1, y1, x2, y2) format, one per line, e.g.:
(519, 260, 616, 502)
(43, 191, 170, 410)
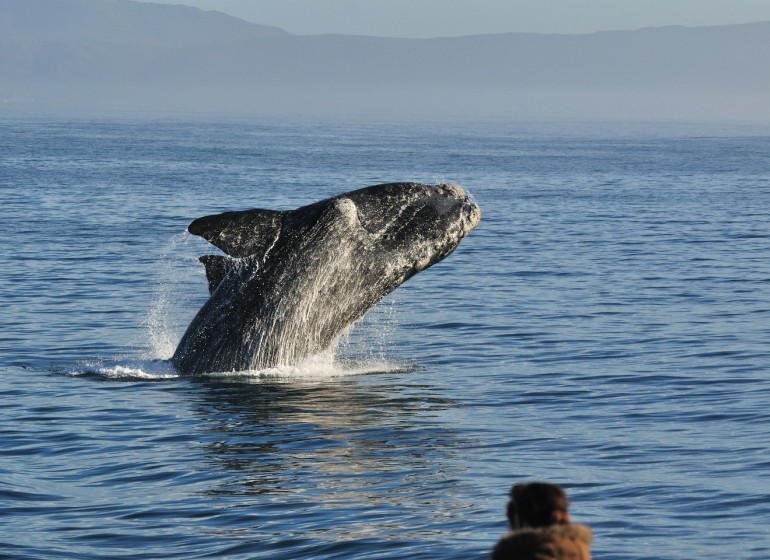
(171, 182, 481, 375)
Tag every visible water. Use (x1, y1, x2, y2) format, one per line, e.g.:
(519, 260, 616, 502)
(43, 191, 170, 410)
(1, 115, 769, 559)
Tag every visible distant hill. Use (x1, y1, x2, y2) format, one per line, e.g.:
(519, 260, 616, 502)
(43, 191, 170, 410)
(2, 0, 769, 119)
(0, 0, 288, 45)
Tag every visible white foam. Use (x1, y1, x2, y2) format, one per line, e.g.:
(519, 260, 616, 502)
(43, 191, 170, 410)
(66, 359, 180, 380)
(189, 345, 414, 382)
(66, 354, 413, 382)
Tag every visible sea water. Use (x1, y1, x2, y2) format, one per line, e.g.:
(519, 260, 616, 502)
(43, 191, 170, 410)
(1, 115, 769, 559)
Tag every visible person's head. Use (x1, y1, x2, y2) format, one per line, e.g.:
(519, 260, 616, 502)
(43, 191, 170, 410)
(506, 482, 570, 529)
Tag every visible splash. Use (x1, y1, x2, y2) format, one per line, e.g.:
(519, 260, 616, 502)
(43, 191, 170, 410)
(66, 359, 180, 380)
(126, 230, 409, 380)
(142, 232, 209, 360)
(65, 353, 413, 382)
(202, 351, 414, 383)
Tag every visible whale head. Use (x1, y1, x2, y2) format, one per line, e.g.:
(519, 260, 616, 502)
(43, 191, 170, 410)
(189, 181, 480, 276)
(343, 182, 481, 275)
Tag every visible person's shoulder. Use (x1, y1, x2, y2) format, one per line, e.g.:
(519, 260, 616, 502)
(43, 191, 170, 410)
(497, 524, 592, 545)
(491, 524, 592, 559)
(542, 523, 592, 545)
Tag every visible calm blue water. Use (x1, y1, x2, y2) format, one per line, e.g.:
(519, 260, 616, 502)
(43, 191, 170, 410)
(1, 115, 769, 559)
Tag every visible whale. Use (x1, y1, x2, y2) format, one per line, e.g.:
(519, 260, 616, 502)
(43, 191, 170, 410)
(170, 182, 481, 375)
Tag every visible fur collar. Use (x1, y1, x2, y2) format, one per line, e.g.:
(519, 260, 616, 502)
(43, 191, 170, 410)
(492, 524, 593, 559)
(504, 523, 592, 545)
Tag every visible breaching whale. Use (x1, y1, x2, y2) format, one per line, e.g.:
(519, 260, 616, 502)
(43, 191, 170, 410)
(170, 182, 481, 375)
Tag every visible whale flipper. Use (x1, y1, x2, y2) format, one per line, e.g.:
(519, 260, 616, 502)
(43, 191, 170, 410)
(199, 255, 238, 294)
(188, 208, 285, 258)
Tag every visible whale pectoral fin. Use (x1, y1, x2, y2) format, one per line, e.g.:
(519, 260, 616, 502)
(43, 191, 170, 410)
(188, 208, 285, 258)
(199, 255, 238, 294)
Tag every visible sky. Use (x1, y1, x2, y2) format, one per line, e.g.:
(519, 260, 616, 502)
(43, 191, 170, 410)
(152, 0, 770, 37)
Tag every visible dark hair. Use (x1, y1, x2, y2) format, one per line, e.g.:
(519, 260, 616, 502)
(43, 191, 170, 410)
(506, 482, 568, 528)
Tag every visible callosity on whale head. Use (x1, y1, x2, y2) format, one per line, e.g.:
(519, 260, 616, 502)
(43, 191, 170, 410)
(344, 182, 481, 273)
(170, 182, 480, 375)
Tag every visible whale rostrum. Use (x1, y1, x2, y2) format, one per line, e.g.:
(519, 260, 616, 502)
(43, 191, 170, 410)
(170, 182, 481, 375)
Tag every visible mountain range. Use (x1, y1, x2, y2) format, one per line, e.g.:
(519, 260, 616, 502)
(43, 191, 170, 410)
(2, 0, 769, 119)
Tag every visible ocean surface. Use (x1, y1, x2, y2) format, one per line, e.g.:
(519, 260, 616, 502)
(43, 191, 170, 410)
(1, 114, 769, 559)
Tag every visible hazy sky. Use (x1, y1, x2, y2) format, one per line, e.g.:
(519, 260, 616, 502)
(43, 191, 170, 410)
(153, 0, 770, 37)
